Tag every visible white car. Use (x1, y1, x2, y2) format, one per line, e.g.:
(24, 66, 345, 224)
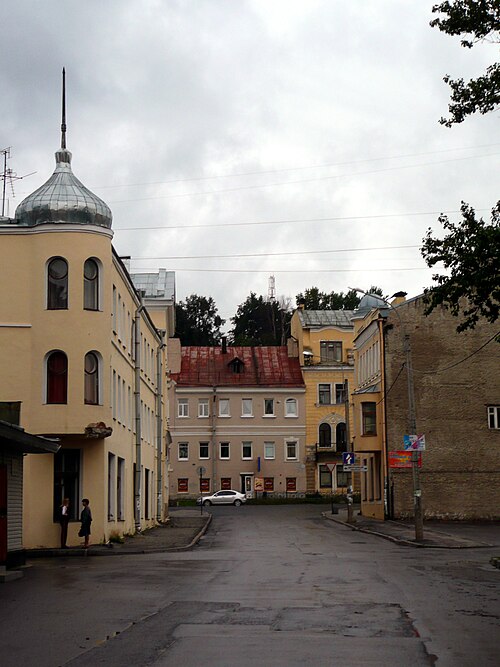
(197, 490, 247, 506)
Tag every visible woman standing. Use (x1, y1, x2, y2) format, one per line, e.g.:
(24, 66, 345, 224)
(79, 498, 92, 549)
(59, 497, 70, 548)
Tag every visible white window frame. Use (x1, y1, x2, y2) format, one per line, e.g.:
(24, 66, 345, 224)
(285, 439, 298, 461)
(178, 398, 189, 418)
(219, 442, 230, 459)
(264, 441, 275, 460)
(263, 398, 275, 417)
(320, 340, 342, 363)
(178, 442, 189, 460)
(285, 397, 298, 417)
(219, 398, 230, 417)
(198, 398, 209, 418)
(242, 441, 253, 460)
(241, 398, 253, 417)
(488, 406, 500, 430)
(334, 382, 346, 404)
(199, 442, 210, 459)
(318, 383, 332, 405)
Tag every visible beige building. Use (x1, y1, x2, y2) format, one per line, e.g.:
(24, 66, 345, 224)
(168, 343, 306, 499)
(0, 107, 172, 548)
(290, 309, 355, 494)
(351, 293, 500, 521)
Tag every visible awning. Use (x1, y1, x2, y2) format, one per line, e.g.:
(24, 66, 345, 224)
(0, 420, 60, 454)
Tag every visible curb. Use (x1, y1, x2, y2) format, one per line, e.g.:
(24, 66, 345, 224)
(321, 512, 489, 549)
(26, 514, 212, 558)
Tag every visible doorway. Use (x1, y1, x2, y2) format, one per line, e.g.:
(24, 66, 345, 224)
(0, 465, 7, 564)
(240, 474, 254, 499)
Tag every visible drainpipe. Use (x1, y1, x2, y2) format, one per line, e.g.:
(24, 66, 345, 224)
(156, 331, 166, 522)
(211, 385, 217, 492)
(134, 300, 145, 532)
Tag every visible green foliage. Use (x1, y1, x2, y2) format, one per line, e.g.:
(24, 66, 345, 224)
(175, 294, 225, 345)
(295, 286, 383, 310)
(430, 1, 500, 126)
(421, 201, 500, 332)
(229, 292, 291, 346)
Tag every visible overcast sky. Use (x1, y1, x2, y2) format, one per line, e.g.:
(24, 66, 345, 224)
(2, 0, 498, 326)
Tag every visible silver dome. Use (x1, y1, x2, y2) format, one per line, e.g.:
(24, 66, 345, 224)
(15, 148, 112, 229)
(351, 293, 388, 320)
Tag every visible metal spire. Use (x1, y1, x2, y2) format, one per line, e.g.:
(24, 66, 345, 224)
(61, 68, 66, 149)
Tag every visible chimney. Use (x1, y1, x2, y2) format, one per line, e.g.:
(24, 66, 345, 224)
(391, 291, 407, 306)
(298, 299, 305, 310)
(120, 255, 131, 273)
(221, 336, 227, 354)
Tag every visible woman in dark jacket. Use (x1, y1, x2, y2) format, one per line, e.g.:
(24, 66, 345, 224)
(79, 498, 92, 548)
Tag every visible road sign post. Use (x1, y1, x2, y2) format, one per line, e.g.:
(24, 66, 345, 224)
(197, 466, 206, 515)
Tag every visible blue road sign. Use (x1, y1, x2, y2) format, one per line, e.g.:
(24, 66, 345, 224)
(343, 452, 355, 465)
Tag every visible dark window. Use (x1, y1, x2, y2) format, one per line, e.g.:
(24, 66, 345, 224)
(178, 443, 188, 460)
(264, 398, 274, 415)
(362, 402, 377, 435)
(286, 477, 296, 492)
(47, 257, 68, 310)
(318, 384, 331, 405)
(200, 478, 210, 492)
(220, 442, 230, 459)
(336, 423, 347, 452)
(145, 468, 150, 519)
(336, 464, 349, 487)
(84, 352, 99, 404)
(53, 449, 80, 521)
(199, 442, 209, 459)
(84, 258, 99, 310)
(319, 464, 332, 488)
(320, 341, 342, 363)
(47, 350, 68, 404)
(335, 383, 346, 404)
(221, 477, 232, 490)
(319, 423, 332, 447)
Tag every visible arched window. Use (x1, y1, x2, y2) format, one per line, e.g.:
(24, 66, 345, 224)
(84, 352, 99, 404)
(47, 257, 68, 309)
(285, 398, 297, 416)
(336, 423, 347, 453)
(47, 351, 68, 404)
(83, 258, 99, 310)
(319, 423, 332, 448)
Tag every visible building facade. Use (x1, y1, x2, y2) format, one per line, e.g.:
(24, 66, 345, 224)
(290, 309, 355, 494)
(169, 343, 306, 499)
(0, 107, 170, 547)
(351, 294, 500, 521)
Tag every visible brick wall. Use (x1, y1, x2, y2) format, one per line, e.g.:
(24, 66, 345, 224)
(384, 297, 500, 520)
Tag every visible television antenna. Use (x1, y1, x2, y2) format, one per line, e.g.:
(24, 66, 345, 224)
(1, 147, 36, 217)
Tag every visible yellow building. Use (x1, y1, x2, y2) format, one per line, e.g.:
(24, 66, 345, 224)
(290, 308, 355, 494)
(0, 98, 172, 548)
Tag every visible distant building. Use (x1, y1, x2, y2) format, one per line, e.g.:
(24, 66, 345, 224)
(290, 308, 355, 494)
(168, 342, 306, 499)
(351, 293, 500, 520)
(0, 86, 171, 548)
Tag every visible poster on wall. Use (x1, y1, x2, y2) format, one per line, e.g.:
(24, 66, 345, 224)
(254, 477, 264, 492)
(389, 451, 422, 468)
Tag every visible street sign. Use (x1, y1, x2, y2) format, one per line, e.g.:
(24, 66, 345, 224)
(403, 434, 426, 451)
(343, 452, 355, 465)
(343, 465, 368, 472)
(325, 463, 336, 473)
(196, 466, 206, 476)
(389, 451, 422, 468)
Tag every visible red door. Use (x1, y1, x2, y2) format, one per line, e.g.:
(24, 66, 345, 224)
(0, 465, 7, 564)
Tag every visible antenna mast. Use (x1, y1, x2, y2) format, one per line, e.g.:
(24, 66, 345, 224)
(268, 274, 276, 303)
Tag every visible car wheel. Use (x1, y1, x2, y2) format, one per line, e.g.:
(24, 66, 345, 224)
(234, 499, 242, 506)
(203, 500, 211, 506)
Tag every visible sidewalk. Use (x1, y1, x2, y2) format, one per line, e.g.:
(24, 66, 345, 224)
(323, 507, 499, 549)
(26, 509, 211, 558)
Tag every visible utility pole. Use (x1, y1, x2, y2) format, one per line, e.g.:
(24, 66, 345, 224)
(404, 334, 423, 541)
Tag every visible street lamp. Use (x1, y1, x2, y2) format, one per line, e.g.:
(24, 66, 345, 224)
(349, 287, 424, 542)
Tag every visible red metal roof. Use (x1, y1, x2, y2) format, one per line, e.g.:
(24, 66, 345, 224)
(173, 346, 304, 387)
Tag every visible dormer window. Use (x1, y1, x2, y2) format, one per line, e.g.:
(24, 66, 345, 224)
(228, 357, 245, 374)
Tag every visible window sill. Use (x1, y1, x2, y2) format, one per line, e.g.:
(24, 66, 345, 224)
(262, 415, 276, 418)
(241, 415, 254, 418)
(198, 415, 209, 419)
(218, 414, 231, 418)
(285, 415, 298, 418)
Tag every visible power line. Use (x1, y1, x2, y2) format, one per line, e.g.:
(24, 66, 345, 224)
(113, 208, 483, 232)
(107, 153, 499, 204)
(414, 330, 500, 374)
(93, 142, 500, 190)
(132, 243, 421, 261)
(127, 265, 429, 274)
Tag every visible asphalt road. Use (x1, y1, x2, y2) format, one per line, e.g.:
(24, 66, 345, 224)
(0, 505, 498, 666)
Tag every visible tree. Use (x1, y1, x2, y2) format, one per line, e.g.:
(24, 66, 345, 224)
(295, 286, 383, 310)
(430, 1, 500, 126)
(229, 293, 292, 346)
(421, 200, 500, 332)
(175, 294, 225, 345)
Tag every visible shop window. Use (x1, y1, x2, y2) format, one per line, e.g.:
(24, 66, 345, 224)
(83, 258, 99, 310)
(84, 351, 99, 404)
(46, 350, 68, 404)
(47, 257, 68, 310)
(221, 477, 232, 490)
(319, 423, 332, 448)
(319, 464, 332, 488)
(286, 477, 297, 492)
(264, 477, 274, 492)
(336, 465, 349, 488)
(200, 478, 210, 492)
(177, 478, 189, 493)
(53, 449, 80, 521)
